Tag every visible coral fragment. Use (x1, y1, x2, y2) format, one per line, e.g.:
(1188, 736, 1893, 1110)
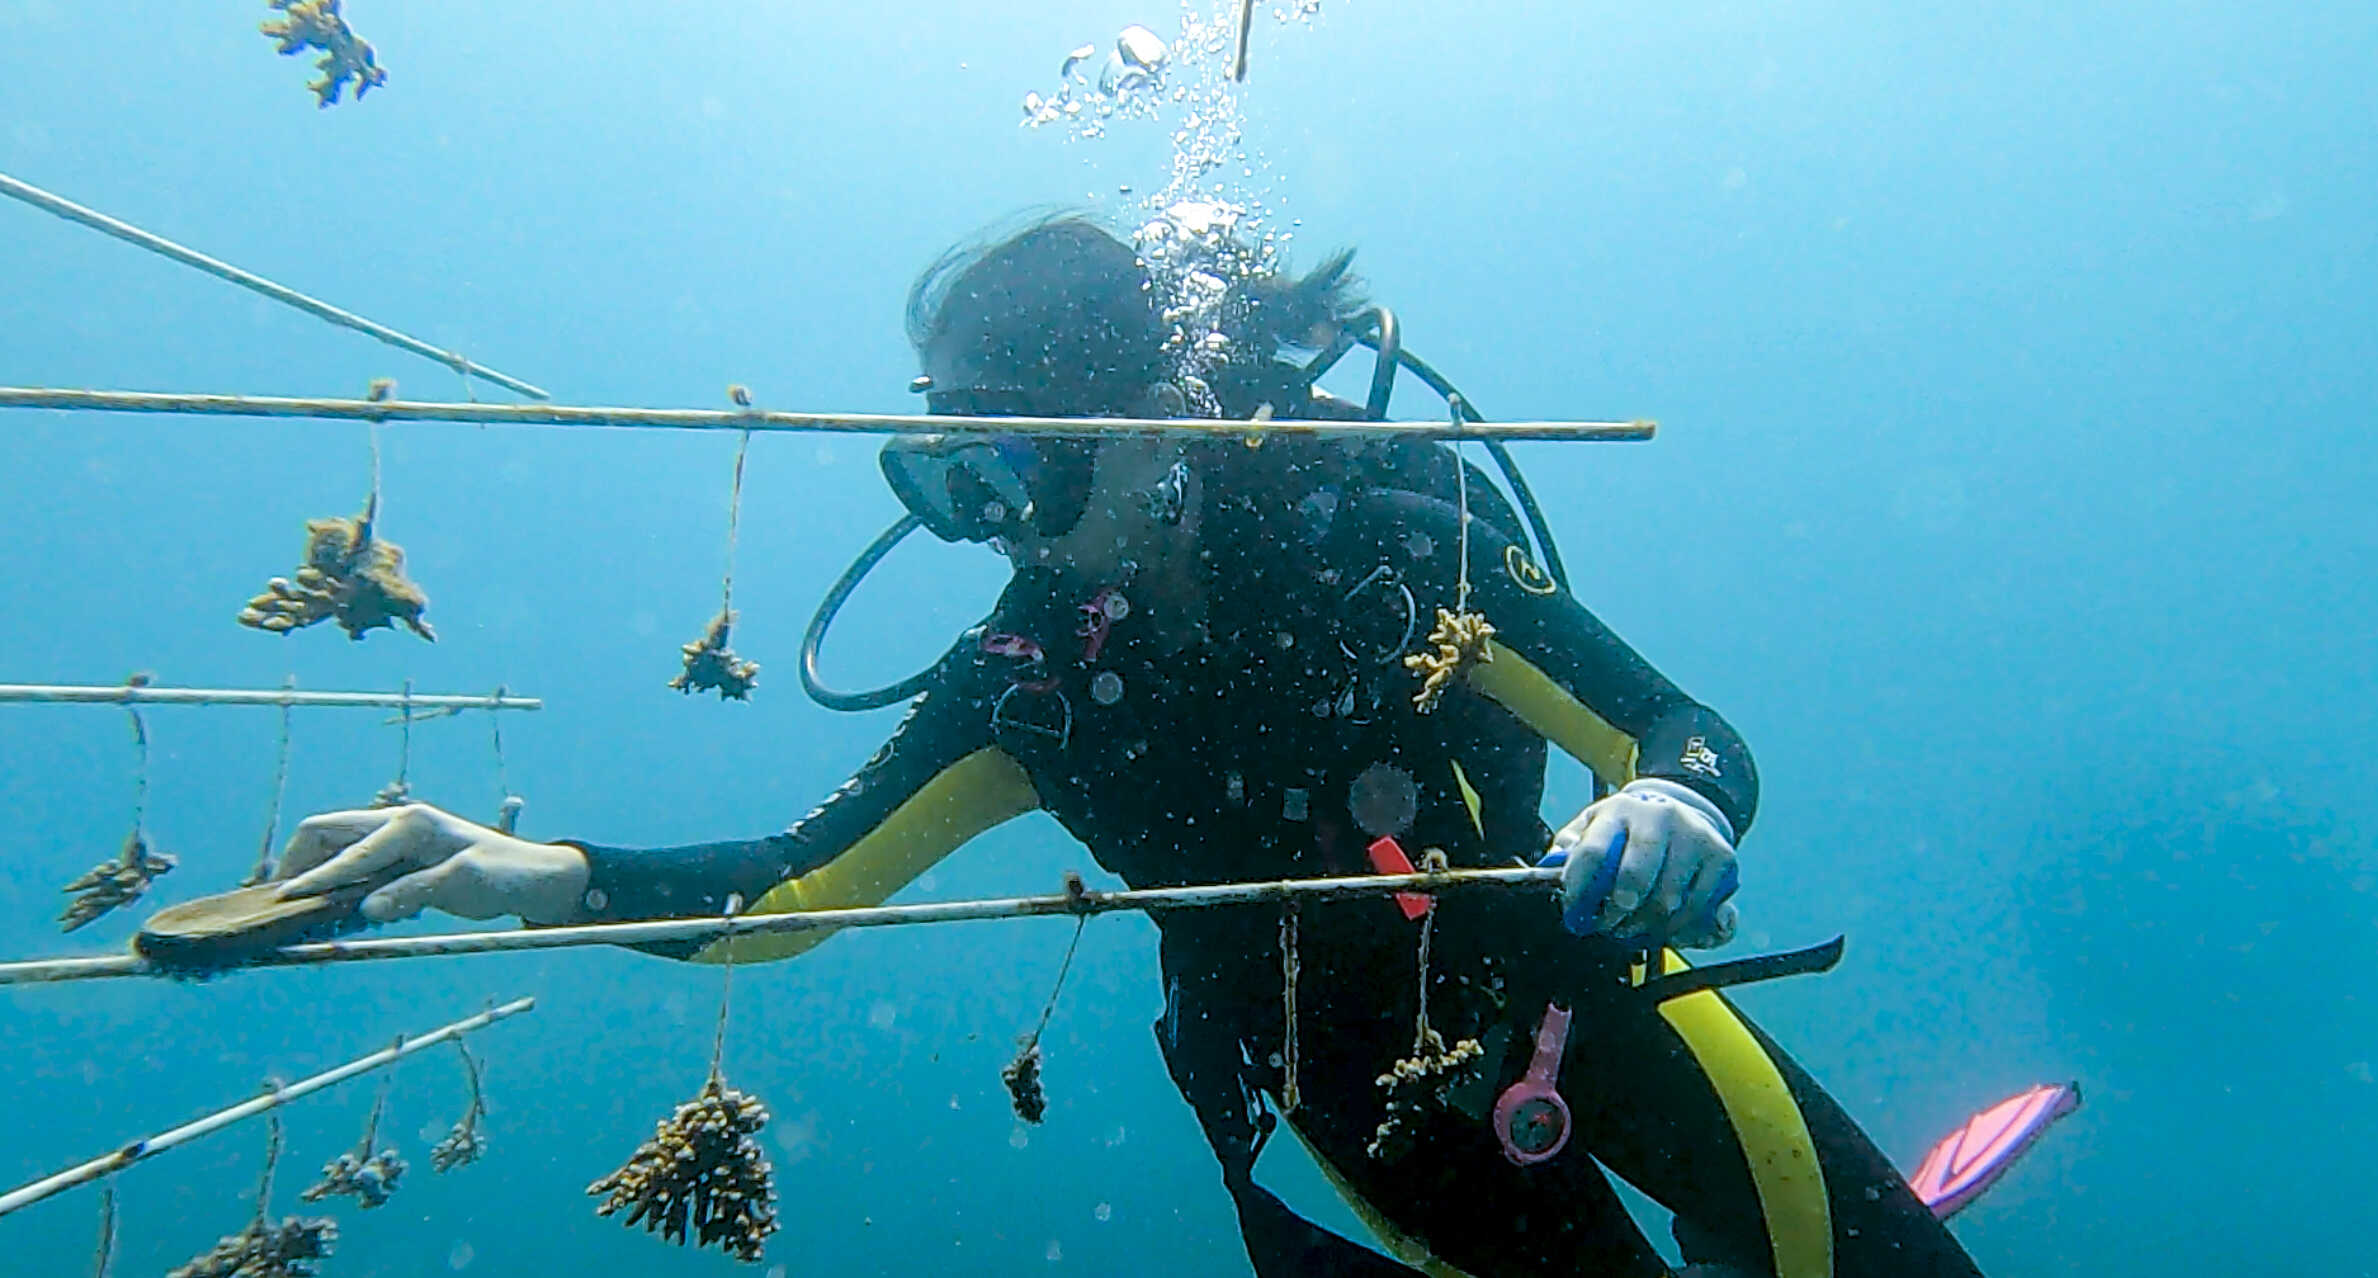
(670, 610, 759, 700)
(165, 1216, 337, 1278)
(1002, 1042, 1047, 1125)
(1404, 607, 1495, 713)
(59, 831, 176, 932)
(259, 0, 386, 107)
(299, 1147, 405, 1209)
(239, 509, 434, 642)
(589, 1073, 778, 1263)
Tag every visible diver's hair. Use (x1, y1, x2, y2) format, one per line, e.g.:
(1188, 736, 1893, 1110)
(906, 212, 1367, 416)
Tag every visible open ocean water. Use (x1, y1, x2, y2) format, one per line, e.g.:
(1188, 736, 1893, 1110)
(2, 1, 2373, 1274)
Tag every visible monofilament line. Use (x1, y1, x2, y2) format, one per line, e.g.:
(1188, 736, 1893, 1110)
(721, 430, 752, 616)
(123, 692, 150, 841)
(246, 675, 298, 886)
(1451, 394, 1473, 611)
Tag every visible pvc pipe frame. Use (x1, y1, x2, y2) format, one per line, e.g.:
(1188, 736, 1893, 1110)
(0, 173, 547, 401)
(0, 388, 1657, 443)
(0, 684, 540, 712)
(0, 867, 1563, 987)
(0, 997, 536, 1219)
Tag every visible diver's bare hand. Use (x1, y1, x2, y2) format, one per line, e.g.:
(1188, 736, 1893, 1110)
(276, 804, 590, 926)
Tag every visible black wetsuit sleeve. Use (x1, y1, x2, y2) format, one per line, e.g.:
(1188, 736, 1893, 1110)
(559, 637, 1040, 958)
(1346, 489, 1760, 836)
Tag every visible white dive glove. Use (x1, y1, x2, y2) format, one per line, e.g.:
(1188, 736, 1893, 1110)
(1540, 778, 1740, 948)
(275, 803, 592, 926)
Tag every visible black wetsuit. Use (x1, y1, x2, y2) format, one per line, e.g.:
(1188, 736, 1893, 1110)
(567, 443, 1987, 1278)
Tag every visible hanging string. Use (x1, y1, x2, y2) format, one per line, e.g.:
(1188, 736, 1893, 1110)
(245, 675, 297, 885)
(1003, 913, 1089, 1124)
(366, 421, 384, 525)
(1279, 901, 1301, 1114)
(488, 686, 511, 801)
(721, 429, 752, 617)
(1411, 850, 1449, 1057)
(1025, 915, 1090, 1049)
(489, 685, 523, 833)
(363, 1042, 397, 1151)
(1450, 394, 1474, 611)
(397, 678, 411, 788)
(707, 894, 745, 1081)
(252, 1103, 285, 1227)
(375, 679, 413, 807)
(91, 1184, 116, 1278)
(123, 694, 150, 842)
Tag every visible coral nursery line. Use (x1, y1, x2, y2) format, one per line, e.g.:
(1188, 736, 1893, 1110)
(0, 684, 539, 712)
(0, 172, 545, 400)
(0, 997, 535, 1219)
(0, 387, 1656, 443)
(0, 867, 1565, 987)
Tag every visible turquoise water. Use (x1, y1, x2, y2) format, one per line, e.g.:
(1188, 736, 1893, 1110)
(3, 1, 2373, 1273)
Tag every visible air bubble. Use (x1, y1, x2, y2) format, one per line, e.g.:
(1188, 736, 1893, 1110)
(1118, 24, 1169, 72)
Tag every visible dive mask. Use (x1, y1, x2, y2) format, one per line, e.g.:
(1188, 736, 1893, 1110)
(881, 387, 1097, 543)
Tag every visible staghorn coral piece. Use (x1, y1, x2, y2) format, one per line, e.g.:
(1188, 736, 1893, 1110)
(1367, 847, 1484, 1161)
(239, 508, 435, 642)
(1365, 1029, 1486, 1163)
(260, 0, 386, 107)
(1404, 607, 1495, 713)
(299, 1147, 405, 1209)
(432, 1039, 491, 1172)
(166, 1216, 338, 1278)
(589, 1073, 779, 1263)
(670, 609, 759, 700)
(431, 1116, 487, 1173)
(1002, 1042, 1047, 1124)
(59, 830, 176, 932)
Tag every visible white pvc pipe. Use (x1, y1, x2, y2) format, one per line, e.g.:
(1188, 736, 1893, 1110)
(0, 867, 1562, 987)
(0, 387, 1656, 443)
(0, 684, 540, 712)
(0, 997, 535, 1218)
(0, 173, 546, 400)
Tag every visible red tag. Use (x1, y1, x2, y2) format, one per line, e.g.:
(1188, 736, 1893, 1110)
(1366, 836, 1433, 920)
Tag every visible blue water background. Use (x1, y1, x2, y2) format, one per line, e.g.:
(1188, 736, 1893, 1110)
(3, 1, 2373, 1273)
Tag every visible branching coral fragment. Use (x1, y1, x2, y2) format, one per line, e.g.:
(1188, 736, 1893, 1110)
(173, 1113, 337, 1278)
(588, 1073, 779, 1262)
(432, 1039, 492, 1173)
(239, 507, 434, 642)
(1002, 1042, 1047, 1124)
(431, 1116, 487, 1174)
(299, 1147, 405, 1209)
(1367, 847, 1484, 1161)
(302, 1086, 406, 1208)
(670, 610, 760, 700)
(59, 831, 176, 932)
(165, 1216, 338, 1278)
(1365, 1030, 1486, 1163)
(260, 0, 386, 107)
(1404, 607, 1495, 713)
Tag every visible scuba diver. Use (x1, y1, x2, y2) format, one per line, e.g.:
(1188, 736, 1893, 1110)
(234, 215, 1999, 1277)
